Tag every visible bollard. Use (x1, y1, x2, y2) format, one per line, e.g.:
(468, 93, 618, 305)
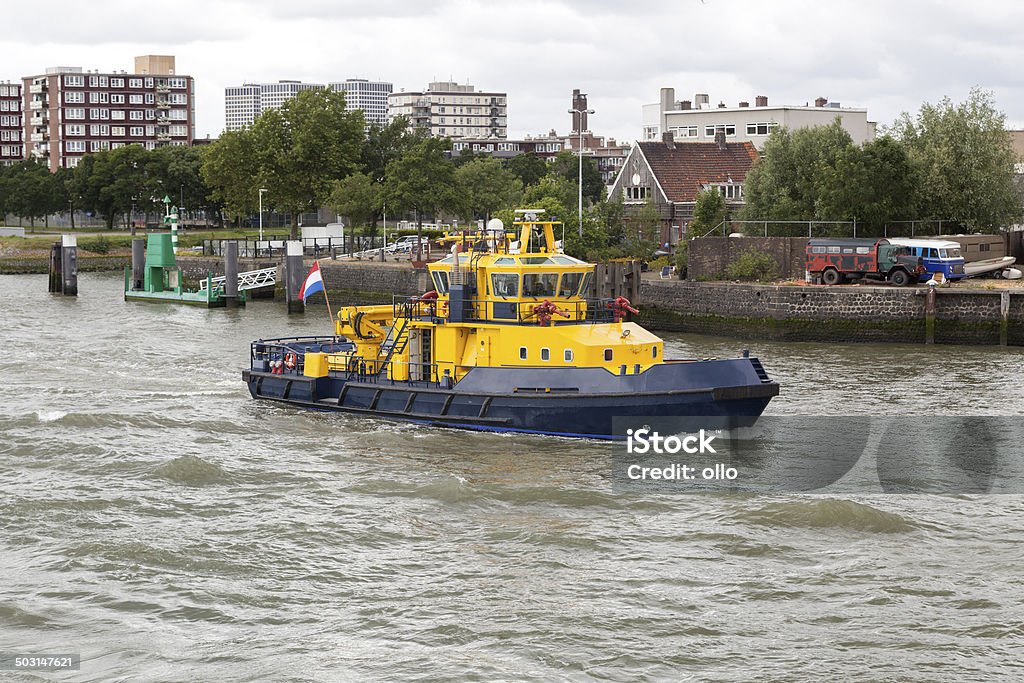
(224, 240, 240, 308)
(285, 240, 305, 314)
(131, 238, 145, 291)
(56, 234, 78, 297)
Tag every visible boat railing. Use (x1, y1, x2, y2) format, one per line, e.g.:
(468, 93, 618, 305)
(389, 295, 626, 324)
(250, 336, 350, 372)
(327, 353, 460, 389)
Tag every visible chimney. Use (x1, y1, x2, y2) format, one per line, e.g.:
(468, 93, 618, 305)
(660, 87, 675, 113)
(717, 101, 727, 108)
(755, 95, 768, 107)
(739, 101, 749, 108)
(714, 129, 727, 149)
(662, 131, 676, 150)
(681, 100, 692, 110)
(815, 97, 827, 107)
(695, 93, 709, 109)
(571, 88, 589, 132)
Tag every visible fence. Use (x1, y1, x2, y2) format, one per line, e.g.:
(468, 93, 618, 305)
(202, 234, 395, 259)
(709, 219, 965, 239)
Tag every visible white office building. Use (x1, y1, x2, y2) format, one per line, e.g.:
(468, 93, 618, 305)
(329, 79, 392, 127)
(388, 81, 507, 139)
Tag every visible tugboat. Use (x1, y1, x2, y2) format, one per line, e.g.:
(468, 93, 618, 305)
(243, 211, 779, 438)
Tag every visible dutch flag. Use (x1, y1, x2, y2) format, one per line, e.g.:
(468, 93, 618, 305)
(300, 261, 325, 301)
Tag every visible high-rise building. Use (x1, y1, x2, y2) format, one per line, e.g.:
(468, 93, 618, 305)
(329, 79, 392, 128)
(225, 78, 395, 132)
(21, 55, 195, 171)
(387, 81, 507, 139)
(0, 81, 23, 165)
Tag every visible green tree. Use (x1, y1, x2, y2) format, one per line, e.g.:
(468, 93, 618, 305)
(550, 150, 603, 205)
(504, 153, 548, 188)
(891, 88, 1020, 231)
(453, 157, 523, 223)
(328, 171, 382, 233)
(384, 136, 458, 260)
(690, 187, 728, 236)
(200, 128, 260, 227)
(5, 160, 63, 227)
(252, 88, 365, 239)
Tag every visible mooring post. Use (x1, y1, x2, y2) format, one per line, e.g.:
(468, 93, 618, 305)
(48, 240, 62, 293)
(925, 283, 936, 344)
(224, 240, 240, 308)
(1000, 291, 1010, 346)
(59, 234, 78, 296)
(285, 240, 304, 314)
(131, 238, 145, 291)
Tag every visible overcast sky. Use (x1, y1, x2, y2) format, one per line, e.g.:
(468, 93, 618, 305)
(4, 0, 1024, 142)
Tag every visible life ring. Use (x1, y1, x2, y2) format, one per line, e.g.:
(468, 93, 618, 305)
(284, 352, 297, 370)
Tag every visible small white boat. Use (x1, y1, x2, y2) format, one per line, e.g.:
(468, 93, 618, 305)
(962, 256, 1017, 278)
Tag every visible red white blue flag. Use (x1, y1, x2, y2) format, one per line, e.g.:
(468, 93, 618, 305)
(300, 261, 325, 301)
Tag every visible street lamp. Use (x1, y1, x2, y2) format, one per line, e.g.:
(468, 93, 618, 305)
(258, 188, 268, 241)
(568, 107, 595, 236)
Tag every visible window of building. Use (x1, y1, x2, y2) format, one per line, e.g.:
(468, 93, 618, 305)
(110, 78, 124, 88)
(704, 124, 736, 137)
(111, 126, 125, 136)
(111, 94, 124, 104)
(745, 121, 779, 136)
(129, 94, 143, 104)
(715, 184, 743, 200)
(65, 108, 85, 119)
(89, 75, 98, 87)
(128, 78, 143, 88)
(129, 126, 144, 136)
(669, 125, 698, 138)
(111, 110, 125, 120)
(625, 186, 652, 201)
(144, 77, 154, 88)
(65, 91, 84, 104)
(64, 74, 84, 87)
(168, 110, 187, 120)
(130, 110, 144, 120)
(65, 140, 85, 152)
(169, 93, 187, 104)
(65, 124, 84, 136)
(168, 77, 187, 89)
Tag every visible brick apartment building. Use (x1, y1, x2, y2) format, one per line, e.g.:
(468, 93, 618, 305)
(0, 81, 23, 164)
(21, 55, 195, 171)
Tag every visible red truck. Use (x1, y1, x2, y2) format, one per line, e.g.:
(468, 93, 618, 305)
(806, 238, 925, 286)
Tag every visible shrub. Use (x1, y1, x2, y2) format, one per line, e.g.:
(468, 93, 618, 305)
(80, 235, 111, 254)
(726, 248, 777, 281)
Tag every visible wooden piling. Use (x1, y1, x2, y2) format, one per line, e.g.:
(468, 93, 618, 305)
(1000, 291, 1010, 346)
(925, 285, 936, 344)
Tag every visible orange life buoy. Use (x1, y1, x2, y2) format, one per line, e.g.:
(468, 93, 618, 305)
(284, 352, 297, 370)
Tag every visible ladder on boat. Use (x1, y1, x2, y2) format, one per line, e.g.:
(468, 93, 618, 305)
(199, 267, 278, 292)
(378, 318, 411, 367)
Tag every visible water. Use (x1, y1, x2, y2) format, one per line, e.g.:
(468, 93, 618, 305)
(1, 272, 1023, 682)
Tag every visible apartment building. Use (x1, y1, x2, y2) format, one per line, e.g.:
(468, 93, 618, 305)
(387, 81, 506, 139)
(0, 81, 23, 164)
(22, 55, 195, 171)
(642, 89, 876, 150)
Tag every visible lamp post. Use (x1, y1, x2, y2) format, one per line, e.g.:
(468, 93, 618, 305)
(258, 188, 268, 241)
(568, 107, 595, 236)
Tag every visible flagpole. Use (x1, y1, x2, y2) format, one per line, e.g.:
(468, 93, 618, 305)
(317, 261, 335, 335)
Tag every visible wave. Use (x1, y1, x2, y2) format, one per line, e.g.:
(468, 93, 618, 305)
(736, 498, 917, 533)
(152, 454, 230, 486)
(36, 409, 68, 423)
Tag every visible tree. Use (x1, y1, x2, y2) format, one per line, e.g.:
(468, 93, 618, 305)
(5, 160, 63, 227)
(252, 88, 365, 239)
(453, 157, 522, 223)
(200, 128, 260, 227)
(504, 153, 548, 188)
(550, 150, 603, 205)
(328, 172, 382, 233)
(891, 88, 1020, 231)
(383, 136, 458, 260)
(690, 187, 728, 236)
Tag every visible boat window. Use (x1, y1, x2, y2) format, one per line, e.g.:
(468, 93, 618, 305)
(523, 273, 558, 297)
(541, 348, 550, 361)
(491, 273, 519, 298)
(577, 271, 593, 298)
(551, 256, 577, 265)
(604, 349, 613, 362)
(634, 364, 641, 374)
(431, 270, 450, 295)
(520, 256, 553, 265)
(652, 346, 658, 358)
(519, 346, 527, 360)
(494, 257, 517, 265)
(564, 349, 574, 362)
(558, 272, 583, 297)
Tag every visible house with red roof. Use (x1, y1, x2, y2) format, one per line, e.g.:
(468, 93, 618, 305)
(608, 132, 759, 245)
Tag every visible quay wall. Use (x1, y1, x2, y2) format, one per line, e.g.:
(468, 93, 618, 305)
(638, 280, 1024, 345)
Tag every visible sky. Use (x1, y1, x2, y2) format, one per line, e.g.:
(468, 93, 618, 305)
(4, 0, 1024, 142)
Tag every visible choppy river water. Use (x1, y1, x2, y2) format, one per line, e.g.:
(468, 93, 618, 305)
(1, 272, 1023, 681)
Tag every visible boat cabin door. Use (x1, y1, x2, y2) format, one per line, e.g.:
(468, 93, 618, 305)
(406, 329, 433, 382)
